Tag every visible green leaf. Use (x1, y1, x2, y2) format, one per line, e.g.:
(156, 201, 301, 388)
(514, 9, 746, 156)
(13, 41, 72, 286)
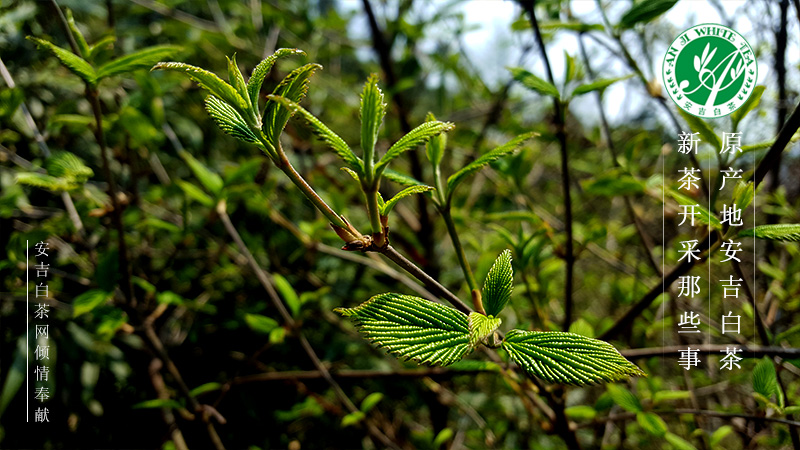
(425, 112, 447, 167)
(653, 390, 690, 404)
(263, 63, 321, 147)
(563, 51, 576, 84)
(226, 54, 250, 109)
(73, 290, 113, 317)
(266, 95, 362, 173)
(189, 382, 222, 397)
(468, 312, 502, 347)
(606, 383, 644, 412)
(178, 150, 223, 197)
(176, 180, 214, 207)
(86, 35, 116, 62)
(244, 313, 279, 335)
(572, 75, 633, 97)
(247, 48, 304, 111)
(152, 62, 249, 118)
(96, 45, 180, 80)
(678, 109, 721, 151)
(564, 405, 597, 420)
(666, 188, 722, 229)
(665, 432, 698, 450)
(752, 356, 778, 398)
(27, 36, 97, 85)
(341, 411, 365, 427)
(447, 132, 536, 197)
(374, 121, 455, 178)
(433, 428, 454, 449)
(156, 291, 184, 305)
(65, 9, 89, 58)
(710, 425, 733, 447)
(738, 224, 800, 242)
(482, 250, 513, 316)
(272, 274, 301, 317)
(619, 0, 679, 29)
(509, 67, 559, 98)
(269, 327, 286, 344)
(16, 172, 75, 192)
(731, 85, 765, 129)
(204, 95, 258, 143)
(335, 293, 472, 366)
(379, 185, 434, 216)
(46, 151, 93, 182)
(360, 73, 386, 168)
(360, 392, 383, 413)
(383, 169, 426, 186)
(503, 330, 645, 385)
(636, 412, 667, 437)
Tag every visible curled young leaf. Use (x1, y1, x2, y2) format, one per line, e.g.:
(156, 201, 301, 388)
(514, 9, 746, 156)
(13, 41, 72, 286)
(482, 250, 513, 317)
(204, 95, 258, 144)
(468, 312, 501, 347)
(374, 121, 455, 178)
(152, 61, 250, 118)
(263, 63, 321, 147)
(360, 73, 386, 169)
(379, 185, 434, 216)
(247, 48, 305, 111)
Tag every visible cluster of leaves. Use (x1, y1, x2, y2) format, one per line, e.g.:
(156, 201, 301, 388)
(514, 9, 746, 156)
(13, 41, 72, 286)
(337, 250, 645, 385)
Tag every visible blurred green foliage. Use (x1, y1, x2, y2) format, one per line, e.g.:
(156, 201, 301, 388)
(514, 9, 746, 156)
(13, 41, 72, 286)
(2, 0, 800, 449)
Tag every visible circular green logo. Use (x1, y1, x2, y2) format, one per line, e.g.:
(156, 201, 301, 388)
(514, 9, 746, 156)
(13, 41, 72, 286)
(663, 24, 757, 119)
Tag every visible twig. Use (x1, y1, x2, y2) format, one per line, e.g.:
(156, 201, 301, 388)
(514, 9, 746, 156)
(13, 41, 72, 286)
(379, 244, 473, 315)
(148, 359, 190, 450)
(521, 0, 575, 332)
(232, 367, 497, 384)
(752, 99, 800, 187)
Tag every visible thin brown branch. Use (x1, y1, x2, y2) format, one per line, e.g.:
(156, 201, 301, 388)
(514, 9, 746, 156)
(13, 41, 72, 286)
(231, 367, 496, 384)
(379, 244, 472, 314)
(148, 359, 190, 450)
